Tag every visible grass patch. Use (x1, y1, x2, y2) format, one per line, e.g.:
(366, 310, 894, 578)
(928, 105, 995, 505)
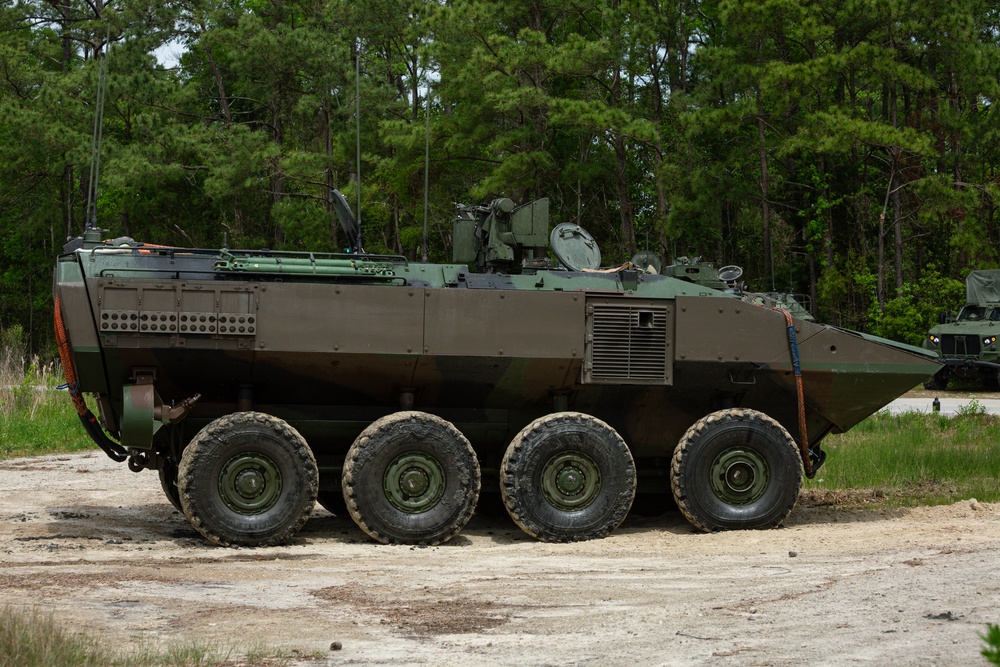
(0, 605, 295, 666)
(0, 337, 95, 460)
(805, 409, 1000, 506)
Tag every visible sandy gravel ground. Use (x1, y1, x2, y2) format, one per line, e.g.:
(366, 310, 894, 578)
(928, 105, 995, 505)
(1, 452, 998, 667)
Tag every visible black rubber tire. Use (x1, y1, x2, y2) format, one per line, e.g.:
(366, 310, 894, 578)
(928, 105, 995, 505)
(177, 412, 318, 547)
(670, 408, 802, 532)
(980, 368, 999, 389)
(342, 411, 480, 545)
(500, 412, 636, 543)
(158, 460, 182, 512)
(923, 368, 949, 390)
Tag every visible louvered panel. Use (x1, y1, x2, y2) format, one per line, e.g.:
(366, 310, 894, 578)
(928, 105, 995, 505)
(584, 299, 673, 385)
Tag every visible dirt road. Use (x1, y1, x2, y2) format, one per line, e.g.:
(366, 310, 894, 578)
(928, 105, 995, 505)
(1, 452, 997, 666)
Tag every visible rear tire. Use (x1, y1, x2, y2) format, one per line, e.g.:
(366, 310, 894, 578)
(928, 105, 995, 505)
(343, 411, 480, 545)
(178, 412, 318, 547)
(670, 408, 802, 532)
(158, 460, 182, 512)
(923, 368, 949, 390)
(501, 412, 636, 542)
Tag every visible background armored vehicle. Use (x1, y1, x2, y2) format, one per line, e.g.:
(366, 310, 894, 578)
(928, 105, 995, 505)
(923, 269, 1000, 390)
(54, 195, 939, 547)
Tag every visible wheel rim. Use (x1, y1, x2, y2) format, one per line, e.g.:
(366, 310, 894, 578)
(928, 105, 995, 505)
(383, 452, 446, 514)
(710, 447, 769, 505)
(218, 452, 283, 514)
(541, 451, 601, 511)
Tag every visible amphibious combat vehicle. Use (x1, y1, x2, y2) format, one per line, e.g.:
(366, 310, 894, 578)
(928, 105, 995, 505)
(54, 195, 939, 547)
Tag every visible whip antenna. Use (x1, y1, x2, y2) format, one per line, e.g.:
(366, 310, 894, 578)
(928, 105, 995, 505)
(85, 24, 110, 230)
(355, 38, 362, 251)
(422, 80, 431, 262)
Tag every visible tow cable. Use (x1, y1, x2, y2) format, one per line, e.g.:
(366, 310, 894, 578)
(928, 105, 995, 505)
(775, 307, 825, 478)
(54, 295, 128, 463)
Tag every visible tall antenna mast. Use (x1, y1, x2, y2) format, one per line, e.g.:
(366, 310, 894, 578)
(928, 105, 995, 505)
(421, 81, 431, 262)
(84, 24, 111, 230)
(355, 38, 362, 252)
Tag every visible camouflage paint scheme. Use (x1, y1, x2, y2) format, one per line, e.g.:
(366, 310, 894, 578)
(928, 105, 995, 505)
(54, 233, 939, 499)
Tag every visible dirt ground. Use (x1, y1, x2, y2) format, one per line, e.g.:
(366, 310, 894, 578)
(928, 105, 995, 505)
(1, 452, 998, 667)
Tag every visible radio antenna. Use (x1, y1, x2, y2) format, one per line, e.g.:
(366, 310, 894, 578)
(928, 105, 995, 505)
(355, 38, 362, 252)
(421, 81, 431, 262)
(84, 24, 111, 230)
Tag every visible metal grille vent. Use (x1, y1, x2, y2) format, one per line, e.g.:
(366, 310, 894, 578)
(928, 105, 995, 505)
(586, 303, 670, 384)
(941, 334, 980, 356)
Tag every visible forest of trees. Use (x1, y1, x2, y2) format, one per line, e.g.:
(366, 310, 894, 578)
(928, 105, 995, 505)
(1, 0, 998, 353)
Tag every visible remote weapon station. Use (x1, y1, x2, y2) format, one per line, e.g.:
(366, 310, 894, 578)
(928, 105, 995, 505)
(54, 195, 939, 546)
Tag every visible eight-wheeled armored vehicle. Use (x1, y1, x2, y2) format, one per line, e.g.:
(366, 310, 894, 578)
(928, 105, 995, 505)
(923, 270, 1000, 390)
(54, 195, 939, 546)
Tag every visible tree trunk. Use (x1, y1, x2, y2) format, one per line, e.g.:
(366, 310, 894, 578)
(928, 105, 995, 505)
(203, 40, 233, 125)
(614, 133, 636, 258)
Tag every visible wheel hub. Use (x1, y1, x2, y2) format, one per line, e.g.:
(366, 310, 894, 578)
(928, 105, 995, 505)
(710, 447, 769, 505)
(218, 453, 282, 514)
(235, 469, 265, 496)
(724, 461, 755, 492)
(384, 452, 445, 514)
(541, 451, 601, 511)
(400, 468, 430, 496)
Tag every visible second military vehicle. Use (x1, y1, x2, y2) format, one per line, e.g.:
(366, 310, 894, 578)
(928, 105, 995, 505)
(923, 269, 1000, 390)
(54, 195, 939, 547)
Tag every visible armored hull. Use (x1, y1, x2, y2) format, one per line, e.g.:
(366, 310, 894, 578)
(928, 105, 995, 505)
(54, 231, 939, 546)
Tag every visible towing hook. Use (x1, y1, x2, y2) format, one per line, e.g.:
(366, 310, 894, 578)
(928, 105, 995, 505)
(127, 450, 150, 472)
(806, 446, 827, 479)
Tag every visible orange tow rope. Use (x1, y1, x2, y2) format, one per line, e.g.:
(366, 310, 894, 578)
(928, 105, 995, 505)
(776, 307, 812, 478)
(54, 294, 88, 417)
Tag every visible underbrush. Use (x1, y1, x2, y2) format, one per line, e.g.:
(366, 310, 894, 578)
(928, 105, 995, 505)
(804, 408, 1000, 506)
(0, 331, 95, 460)
(0, 605, 294, 666)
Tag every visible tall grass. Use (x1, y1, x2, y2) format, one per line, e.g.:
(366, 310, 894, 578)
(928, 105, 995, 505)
(0, 605, 288, 666)
(805, 409, 1000, 505)
(0, 327, 95, 460)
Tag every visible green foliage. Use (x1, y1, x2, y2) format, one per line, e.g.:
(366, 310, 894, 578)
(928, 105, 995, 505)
(805, 410, 1000, 505)
(867, 268, 965, 345)
(0, 343, 95, 459)
(0, 606, 107, 667)
(983, 624, 1000, 666)
(0, 605, 292, 666)
(3, 0, 1000, 350)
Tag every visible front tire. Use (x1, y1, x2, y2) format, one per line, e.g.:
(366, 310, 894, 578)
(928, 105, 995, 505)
(670, 408, 802, 532)
(342, 411, 480, 545)
(177, 412, 318, 547)
(501, 412, 636, 542)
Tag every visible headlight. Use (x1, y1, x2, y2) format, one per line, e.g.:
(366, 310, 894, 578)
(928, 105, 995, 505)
(985, 336, 997, 346)
(929, 335, 940, 345)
